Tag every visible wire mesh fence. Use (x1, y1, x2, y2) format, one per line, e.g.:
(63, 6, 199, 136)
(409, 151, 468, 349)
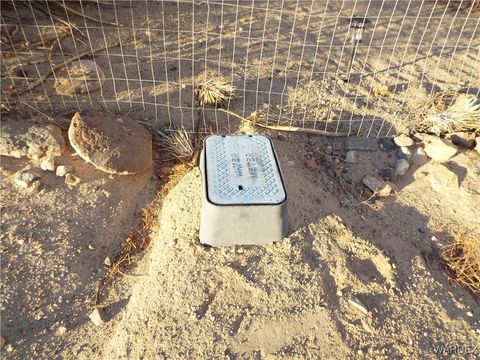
(1, 0, 479, 137)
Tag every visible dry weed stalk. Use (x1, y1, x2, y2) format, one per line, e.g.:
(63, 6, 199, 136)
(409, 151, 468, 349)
(417, 94, 480, 136)
(195, 79, 236, 108)
(442, 234, 480, 296)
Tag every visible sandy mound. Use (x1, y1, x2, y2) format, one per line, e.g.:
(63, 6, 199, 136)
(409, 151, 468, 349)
(104, 168, 478, 359)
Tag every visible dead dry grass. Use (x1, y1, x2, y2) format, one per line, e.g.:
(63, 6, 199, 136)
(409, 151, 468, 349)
(442, 234, 480, 296)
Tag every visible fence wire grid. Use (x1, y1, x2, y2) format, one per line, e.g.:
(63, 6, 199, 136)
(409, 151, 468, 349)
(1, 0, 479, 137)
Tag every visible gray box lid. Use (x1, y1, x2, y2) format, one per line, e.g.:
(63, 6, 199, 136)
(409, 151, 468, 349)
(204, 135, 286, 205)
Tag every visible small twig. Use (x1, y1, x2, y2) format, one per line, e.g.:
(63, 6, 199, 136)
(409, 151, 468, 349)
(19, 41, 118, 94)
(219, 108, 347, 137)
(56, 2, 121, 27)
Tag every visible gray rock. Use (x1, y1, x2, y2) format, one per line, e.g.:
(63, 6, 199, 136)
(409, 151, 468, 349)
(449, 132, 475, 149)
(412, 147, 429, 165)
(378, 138, 397, 152)
(0, 121, 65, 160)
(424, 138, 457, 162)
(88, 308, 106, 326)
(395, 159, 410, 177)
(68, 112, 152, 175)
(362, 175, 392, 197)
(14, 170, 40, 189)
(345, 137, 378, 151)
(398, 146, 412, 160)
(55, 60, 105, 97)
(381, 167, 397, 182)
(40, 157, 55, 171)
(394, 134, 414, 147)
(345, 150, 356, 163)
(56, 165, 73, 177)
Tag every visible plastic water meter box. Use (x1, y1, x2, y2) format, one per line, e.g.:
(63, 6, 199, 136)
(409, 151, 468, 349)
(199, 135, 288, 246)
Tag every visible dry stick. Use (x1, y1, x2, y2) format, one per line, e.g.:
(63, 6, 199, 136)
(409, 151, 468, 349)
(56, 2, 120, 27)
(19, 41, 118, 94)
(219, 108, 347, 137)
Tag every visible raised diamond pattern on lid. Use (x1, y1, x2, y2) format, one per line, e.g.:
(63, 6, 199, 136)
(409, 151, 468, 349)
(205, 135, 286, 205)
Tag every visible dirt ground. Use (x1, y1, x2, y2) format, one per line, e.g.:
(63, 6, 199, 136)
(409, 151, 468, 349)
(1, 1, 480, 359)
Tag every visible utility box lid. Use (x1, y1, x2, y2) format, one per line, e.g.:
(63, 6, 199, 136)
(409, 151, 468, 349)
(204, 135, 286, 205)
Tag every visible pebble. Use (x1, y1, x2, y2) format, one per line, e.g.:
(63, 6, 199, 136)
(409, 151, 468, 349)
(40, 157, 55, 171)
(104, 257, 112, 267)
(88, 308, 107, 326)
(398, 146, 412, 160)
(14, 170, 40, 189)
(424, 138, 457, 162)
(56, 326, 67, 335)
(394, 134, 414, 147)
(56, 165, 73, 177)
(466, 311, 473, 317)
(395, 159, 410, 177)
(348, 298, 368, 314)
(345, 150, 356, 163)
(362, 175, 392, 197)
(411, 147, 429, 165)
(65, 173, 80, 186)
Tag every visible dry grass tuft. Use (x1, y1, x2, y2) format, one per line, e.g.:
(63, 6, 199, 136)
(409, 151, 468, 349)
(195, 79, 236, 108)
(416, 93, 480, 136)
(442, 234, 480, 296)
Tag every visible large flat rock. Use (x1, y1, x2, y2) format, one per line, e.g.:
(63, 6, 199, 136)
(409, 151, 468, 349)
(68, 112, 152, 175)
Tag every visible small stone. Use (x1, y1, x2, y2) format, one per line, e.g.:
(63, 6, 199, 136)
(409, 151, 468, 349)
(398, 146, 412, 160)
(345, 137, 378, 151)
(381, 168, 397, 182)
(56, 326, 67, 335)
(378, 138, 397, 152)
(336, 290, 343, 297)
(449, 132, 475, 149)
(345, 150, 356, 163)
(429, 164, 459, 191)
(88, 308, 106, 326)
(348, 298, 368, 314)
(14, 170, 40, 189)
(65, 173, 80, 186)
(305, 159, 319, 170)
(362, 175, 392, 197)
(395, 159, 410, 177)
(56, 165, 73, 177)
(104, 257, 112, 267)
(412, 147, 429, 165)
(394, 134, 414, 147)
(88, 244, 95, 250)
(5, 344, 13, 352)
(424, 138, 457, 162)
(466, 311, 473, 317)
(40, 157, 56, 171)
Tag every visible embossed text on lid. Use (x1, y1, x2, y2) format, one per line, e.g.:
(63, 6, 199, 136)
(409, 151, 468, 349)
(204, 135, 286, 205)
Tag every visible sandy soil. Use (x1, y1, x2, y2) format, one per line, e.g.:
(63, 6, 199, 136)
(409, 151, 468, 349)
(1, 1, 479, 359)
